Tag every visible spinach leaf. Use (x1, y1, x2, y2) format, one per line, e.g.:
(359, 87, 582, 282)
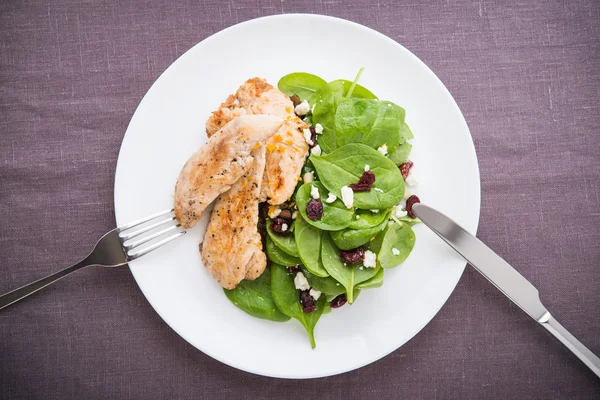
(271, 263, 326, 348)
(330, 217, 388, 250)
(348, 209, 391, 230)
(266, 236, 301, 266)
(369, 221, 416, 269)
(267, 222, 299, 257)
(345, 67, 364, 98)
(355, 267, 384, 290)
(277, 72, 327, 101)
(395, 215, 421, 227)
(311, 79, 377, 153)
(294, 182, 354, 231)
(301, 266, 345, 296)
(388, 142, 412, 166)
(334, 98, 405, 150)
(294, 216, 329, 277)
(325, 293, 337, 302)
(224, 268, 291, 322)
(310, 87, 343, 153)
(326, 79, 377, 100)
(320, 233, 379, 304)
(302, 267, 361, 302)
(401, 122, 414, 141)
(310, 143, 405, 209)
(325, 291, 361, 302)
(309, 79, 377, 105)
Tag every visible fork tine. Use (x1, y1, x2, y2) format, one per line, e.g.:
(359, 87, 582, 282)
(124, 223, 183, 250)
(119, 216, 176, 241)
(127, 230, 186, 261)
(117, 208, 174, 232)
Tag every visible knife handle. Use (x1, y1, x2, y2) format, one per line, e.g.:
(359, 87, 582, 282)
(540, 313, 600, 378)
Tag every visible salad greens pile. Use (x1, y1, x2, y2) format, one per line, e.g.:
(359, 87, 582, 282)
(223, 70, 419, 348)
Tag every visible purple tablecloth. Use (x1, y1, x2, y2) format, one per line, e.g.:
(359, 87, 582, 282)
(1, 0, 599, 398)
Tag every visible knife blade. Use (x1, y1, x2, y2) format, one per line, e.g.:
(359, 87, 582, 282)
(412, 203, 600, 377)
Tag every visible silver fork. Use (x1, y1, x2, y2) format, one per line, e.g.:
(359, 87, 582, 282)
(0, 209, 185, 311)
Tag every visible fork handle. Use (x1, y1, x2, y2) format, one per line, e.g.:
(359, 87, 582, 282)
(0, 260, 89, 310)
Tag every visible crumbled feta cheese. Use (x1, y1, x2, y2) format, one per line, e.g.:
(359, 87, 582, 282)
(281, 223, 288, 232)
(340, 186, 354, 208)
(292, 210, 298, 219)
(314, 123, 324, 134)
(371, 209, 379, 213)
(377, 144, 388, 155)
(405, 172, 418, 187)
(268, 206, 281, 218)
(403, 189, 412, 200)
(393, 204, 408, 218)
(294, 272, 310, 291)
(374, 187, 384, 193)
(303, 171, 314, 183)
(325, 193, 337, 203)
(311, 145, 322, 156)
(294, 100, 310, 116)
(309, 288, 321, 300)
(359, 266, 364, 270)
(355, 215, 360, 219)
(364, 164, 370, 172)
(363, 250, 377, 268)
(336, 282, 341, 286)
(392, 248, 400, 256)
(303, 128, 313, 146)
(310, 185, 320, 199)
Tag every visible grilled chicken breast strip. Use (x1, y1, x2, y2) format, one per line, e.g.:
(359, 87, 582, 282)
(206, 78, 309, 205)
(174, 114, 283, 229)
(201, 145, 267, 288)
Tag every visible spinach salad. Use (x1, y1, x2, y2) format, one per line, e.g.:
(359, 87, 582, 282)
(223, 70, 421, 348)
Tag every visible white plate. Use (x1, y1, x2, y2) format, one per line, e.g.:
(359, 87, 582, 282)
(114, 14, 480, 379)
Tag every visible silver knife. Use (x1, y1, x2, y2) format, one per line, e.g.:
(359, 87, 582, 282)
(412, 203, 600, 378)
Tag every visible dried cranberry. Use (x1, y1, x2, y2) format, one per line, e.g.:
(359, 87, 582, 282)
(300, 290, 316, 313)
(399, 160, 414, 180)
(270, 217, 291, 235)
(287, 266, 300, 274)
(359, 170, 376, 185)
(330, 294, 347, 308)
(406, 195, 421, 218)
(349, 170, 376, 192)
(348, 183, 371, 192)
(290, 94, 302, 107)
(309, 126, 317, 147)
(306, 198, 323, 220)
(340, 246, 365, 264)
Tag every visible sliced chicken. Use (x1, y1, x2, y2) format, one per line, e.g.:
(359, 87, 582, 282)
(205, 94, 247, 136)
(236, 78, 292, 118)
(174, 114, 283, 229)
(201, 146, 267, 289)
(261, 120, 308, 204)
(206, 78, 309, 205)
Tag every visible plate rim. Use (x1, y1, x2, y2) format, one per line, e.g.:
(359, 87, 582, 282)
(114, 13, 481, 379)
